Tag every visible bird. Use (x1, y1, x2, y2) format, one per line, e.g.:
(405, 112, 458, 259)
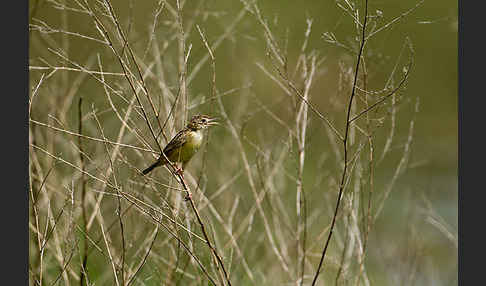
(142, 114, 218, 176)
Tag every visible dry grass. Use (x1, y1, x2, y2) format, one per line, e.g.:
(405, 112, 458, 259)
(29, 0, 455, 285)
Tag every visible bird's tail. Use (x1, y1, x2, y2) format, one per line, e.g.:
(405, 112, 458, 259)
(142, 159, 163, 175)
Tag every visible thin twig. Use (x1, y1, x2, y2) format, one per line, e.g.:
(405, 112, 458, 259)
(126, 225, 159, 285)
(30, 119, 157, 154)
(78, 97, 89, 286)
(192, 24, 233, 286)
(311, 1, 369, 284)
(82, 0, 163, 154)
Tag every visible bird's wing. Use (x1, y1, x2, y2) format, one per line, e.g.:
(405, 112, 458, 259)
(163, 128, 187, 155)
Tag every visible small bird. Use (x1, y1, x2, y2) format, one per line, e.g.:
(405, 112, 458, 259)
(142, 114, 218, 176)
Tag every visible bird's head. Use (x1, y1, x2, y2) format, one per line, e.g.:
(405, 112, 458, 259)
(187, 114, 218, 130)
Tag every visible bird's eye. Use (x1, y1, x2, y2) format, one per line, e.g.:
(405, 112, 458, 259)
(201, 118, 207, 123)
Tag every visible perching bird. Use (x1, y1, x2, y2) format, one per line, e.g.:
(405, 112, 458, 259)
(142, 114, 218, 176)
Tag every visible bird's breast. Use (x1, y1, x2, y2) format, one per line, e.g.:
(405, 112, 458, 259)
(172, 130, 203, 164)
(185, 130, 203, 149)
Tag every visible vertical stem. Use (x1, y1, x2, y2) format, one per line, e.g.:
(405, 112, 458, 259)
(78, 97, 89, 286)
(176, 0, 188, 125)
(311, 0, 369, 284)
(356, 54, 373, 286)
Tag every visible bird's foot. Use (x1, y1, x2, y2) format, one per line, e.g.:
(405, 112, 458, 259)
(184, 192, 192, 201)
(174, 167, 184, 178)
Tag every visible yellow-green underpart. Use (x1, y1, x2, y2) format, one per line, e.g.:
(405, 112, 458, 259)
(166, 129, 203, 166)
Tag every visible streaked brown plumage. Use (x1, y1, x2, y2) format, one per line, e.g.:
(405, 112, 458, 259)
(142, 115, 218, 175)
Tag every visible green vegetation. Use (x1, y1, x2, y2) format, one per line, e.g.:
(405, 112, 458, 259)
(29, 0, 457, 285)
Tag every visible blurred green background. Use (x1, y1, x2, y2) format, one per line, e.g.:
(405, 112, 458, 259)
(29, 0, 457, 285)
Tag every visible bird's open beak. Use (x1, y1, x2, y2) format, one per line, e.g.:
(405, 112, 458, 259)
(207, 117, 219, 126)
